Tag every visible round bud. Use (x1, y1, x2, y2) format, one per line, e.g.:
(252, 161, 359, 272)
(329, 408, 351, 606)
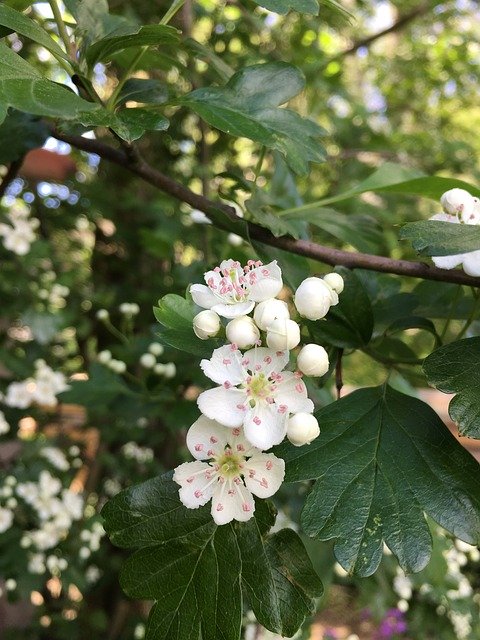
(440, 188, 475, 222)
(227, 233, 243, 246)
(190, 209, 212, 225)
(140, 353, 156, 369)
(110, 360, 126, 374)
(253, 298, 290, 331)
(148, 342, 164, 356)
(154, 363, 166, 375)
(294, 277, 336, 320)
(287, 413, 320, 446)
(323, 272, 344, 295)
(297, 344, 329, 377)
(96, 309, 109, 321)
(226, 315, 260, 349)
(98, 350, 112, 364)
(193, 310, 221, 340)
(266, 318, 300, 351)
(163, 363, 176, 379)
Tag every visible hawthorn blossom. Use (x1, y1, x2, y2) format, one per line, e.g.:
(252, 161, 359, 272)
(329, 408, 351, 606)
(190, 259, 283, 319)
(173, 416, 285, 525)
(198, 345, 314, 449)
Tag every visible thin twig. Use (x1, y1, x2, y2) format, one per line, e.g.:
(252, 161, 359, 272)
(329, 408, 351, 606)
(335, 348, 344, 399)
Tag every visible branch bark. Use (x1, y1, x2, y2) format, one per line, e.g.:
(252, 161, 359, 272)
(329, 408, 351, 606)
(51, 129, 480, 288)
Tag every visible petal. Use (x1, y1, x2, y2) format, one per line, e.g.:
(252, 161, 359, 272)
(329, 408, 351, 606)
(243, 346, 289, 376)
(432, 254, 465, 270)
(244, 453, 285, 499)
(430, 212, 459, 224)
(186, 415, 230, 460)
(203, 269, 223, 290)
(173, 461, 215, 509)
(200, 344, 244, 385)
(190, 284, 219, 309)
(211, 301, 255, 318)
(228, 426, 258, 458)
(274, 372, 315, 414)
(462, 250, 480, 276)
(197, 386, 247, 428)
(248, 261, 283, 302)
(243, 402, 287, 450)
(211, 478, 255, 525)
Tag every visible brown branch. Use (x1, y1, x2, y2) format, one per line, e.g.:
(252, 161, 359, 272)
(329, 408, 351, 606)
(0, 158, 24, 200)
(51, 129, 480, 289)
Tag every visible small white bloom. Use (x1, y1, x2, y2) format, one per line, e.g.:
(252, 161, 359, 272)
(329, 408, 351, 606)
(6, 498, 17, 509)
(393, 572, 413, 600)
(253, 298, 290, 331)
(193, 309, 221, 340)
(266, 318, 300, 351)
(226, 315, 260, 349)
(0, 410, 10, 434)
(286, 413, 320, 446)
(198, 344, 313, 449)
(5, 579, 17, 591)
(297, 344, 329, 377)
(40, 447, 70, 471)
(28, 552, 46, 574)
(294, 277, 338, 320)
(4, 380, 32, 408)
(80, 546, 91, 559)
(440, 188, 476, 222)
(154, 363, 166, 375)
(323, 272, 344, 294)
(96, 309, 109, 321)
(98, 350, 112, 364)
(140, 353, 156, 369)
(0, 507, 14, 533)
(148, 342, 164, 356)
(190, 209, 212, 224)
(190, 259, 283, 319)
(163, 363, 176, 379)
(227, 233, 243, 246)
(119, 302, 140, 316)
(173, 416, 285, 525)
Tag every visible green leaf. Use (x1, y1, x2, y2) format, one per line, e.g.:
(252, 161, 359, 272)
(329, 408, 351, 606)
(117, 78, 168, 105)
(59, 363, 128, 407)
(76, 107, 169, 142)
(85, 24, 180, 67)
(307, 267, 374, 349)
(0, 5, 69, 60)
(253, 0, 318, 15)
(102, 473, 322, 640)
(277, 385, 480, 576)
(0, 43, 97, 124)
(181, 62, 325, 175)
(153, 294, 222, 358)
(399, 220, 480, 256)
(0, 110, 49, 164)
(385, 316, 440, 346)
(423, 337, 480, 439)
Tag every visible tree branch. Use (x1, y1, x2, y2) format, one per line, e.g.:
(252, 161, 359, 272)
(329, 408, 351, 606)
(51, 129, 480, 288)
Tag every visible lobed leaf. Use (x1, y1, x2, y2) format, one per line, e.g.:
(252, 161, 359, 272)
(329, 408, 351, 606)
(400, 220, 480, 256)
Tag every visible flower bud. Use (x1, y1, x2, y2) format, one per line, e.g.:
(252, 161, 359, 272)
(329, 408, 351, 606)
(110, 360, 126, 374)
(294, 277, 336, 320)
(266, 318, 300, 350)
(148, 342, 164, 356)
(164, 363, 176, 379)
(297, 344, 329, 377)
(193, 310, 221, 340)
(154, 363, 166, 375)
(140, 353, 156, 369)
(98, 350, 112, 364)
(253, 298, 290, 331)
(96, 309, 109, 321)
(287, 413, 320, 446)
(227, 233, 243, 246)
(440, 188, 475, 222)
(226, 315, 260, 349)
(323, 272, 344, 294)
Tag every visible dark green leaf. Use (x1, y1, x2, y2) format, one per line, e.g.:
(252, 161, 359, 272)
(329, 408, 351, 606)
(385, 316, 440, 346)
(76, 107, 169, 142)
(423, 337, 480, 439)
(278, 385, 480, 576)
(181, 62, 325, 175)
(59, 363, 128, 406)
(400, 220, 480, 256)
(252, 0, 318, 15)
(117, 78, 168, 105)
(0, 5, 68, 60)
(0, 110, 49, 164)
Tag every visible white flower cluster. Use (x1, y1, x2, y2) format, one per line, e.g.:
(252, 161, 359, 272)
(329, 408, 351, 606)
(4, 359, 69, 409)
(121, 441, 154, 463)
(431, 188, 480, 276)
(174, 259, 343, 525)
(0, 200, 39, 256)
(139, 343, 176, 378)
(97, 349, 127, 374)
(79, 521, 105, 560)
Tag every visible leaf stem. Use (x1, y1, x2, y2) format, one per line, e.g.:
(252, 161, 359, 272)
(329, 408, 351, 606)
(439, 285, 462, 341)
(455, 288, 480, 340)
(48, 0, 73, 57)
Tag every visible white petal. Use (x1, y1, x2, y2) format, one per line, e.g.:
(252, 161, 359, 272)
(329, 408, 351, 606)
(274, 372, 315, 414)
(211, 301, 255, 318)
(248, 261, 283, 302)
(186, 416, 230, 460)
(228, 426, 258, 458)
(173, 461, 215, 509)
(190, 284, 219, 309)
(462, 250, 480, 277)
(244, 453, 285, 499)
(197, 386, 247, 428)
(430, 212, 460, 224)
(211, 478, 255, 525)
(200, 345, 244, 385)
(242, 347, 289, 377)
(432, 254, 465, 270)
(243, 403, 287, 450)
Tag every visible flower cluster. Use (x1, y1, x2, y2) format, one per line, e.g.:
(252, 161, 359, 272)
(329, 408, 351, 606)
(174, 259, 343, 524)
(431, 188, 480, 276)
(0, 200, 39, 256)
(4, 359, 69, 409)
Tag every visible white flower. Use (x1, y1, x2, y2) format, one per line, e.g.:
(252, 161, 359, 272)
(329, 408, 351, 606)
(0, 507, 14, 533)
(198, 345, 314, 449)
(253, 298, 290, 331)
(189, 209, 212, 224)
(40, 447, 69, 471)
(98, 350, 112, 364)
(323, 272, 344, 294)
(286, 413, 320, 446)
(294, 277, 338, 320)
(193, 309, 221, 340)
(190, 259, 283, 319)
(4, 380, 33, 408)
(140, 353, 156, 368)
(164, 363, 176, 379)
(440, 188, 477, 222)
(0, 411, 10, 435)
(430, 212, 480, 276)
(173, 416, 285, 525)
(297, 344, 329, 377)
(266, 318, 301, 351)
(226, 315, 260, 349)
(148, 342, 164, 356)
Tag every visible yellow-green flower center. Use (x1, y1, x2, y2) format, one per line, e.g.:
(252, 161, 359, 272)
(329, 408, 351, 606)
(216, 450, 243, 478)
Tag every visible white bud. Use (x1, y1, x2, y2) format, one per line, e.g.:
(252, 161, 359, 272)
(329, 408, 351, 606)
(148, 342, 164, 356)
(190, 209, 212, 224)
(253, 298, 290, 331)
(440, 188, 478, 223)
(97, 350, 112, 364)
(5, 579, 17, 591)
(110, 360, 126, 374)
(297, 344, 329, 377)
(193, 310, 221, 340)
(227, 233, 243, 246)
(154, 363, 166, 375)
(286, 413, 320, 446)
(96, 309, 109, 321)
(323, 272, 344, 294)
(266, 318, 300, 350)
(140, 353, 156, 369)
(294, 277, 337, 320)
(226, 315, 260, 349)
(163, 363, 176, 379)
